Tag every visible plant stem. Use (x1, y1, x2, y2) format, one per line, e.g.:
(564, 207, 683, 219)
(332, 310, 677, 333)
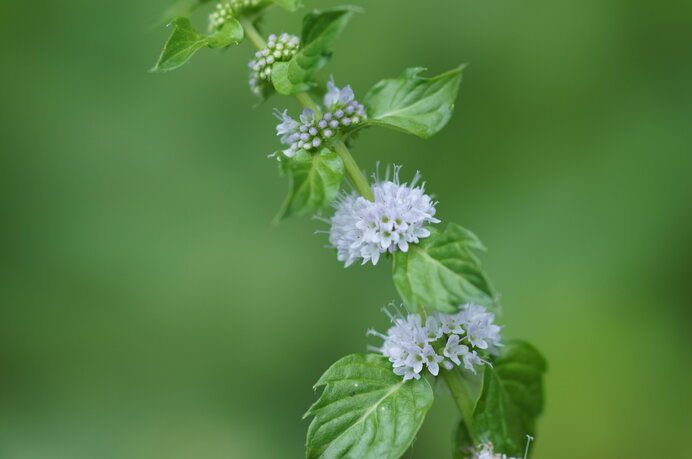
(440, 368, 478, 443)
(239, 17, 266, 49)
(294, 92, 320, 112)
(239, 16, 374, 201)
(331, 140, 375, 201)
(242, 12, 474, 439)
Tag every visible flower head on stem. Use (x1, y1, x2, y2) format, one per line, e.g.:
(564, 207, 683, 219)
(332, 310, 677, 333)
(328, 166, 439, 266)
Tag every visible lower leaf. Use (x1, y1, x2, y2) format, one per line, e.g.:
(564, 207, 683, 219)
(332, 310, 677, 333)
(472, 340, 546, 457)
(305, 353, 433, 459)
(453, 421, 475, 459)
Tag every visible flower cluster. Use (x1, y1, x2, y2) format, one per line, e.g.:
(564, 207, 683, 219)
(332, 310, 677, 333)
(208, 0, 261, 32)
(329, 166, 439, 266)
(273, 79, 367, 157)
(248, 33, 300, 96)
(368, 304, 502, 381)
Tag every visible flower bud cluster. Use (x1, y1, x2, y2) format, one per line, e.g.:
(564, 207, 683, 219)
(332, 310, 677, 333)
(329, 167, 439, 266)
(322, 78, 367, 125)
(368, 304, 502, 381)
(208, 0, 262, 32)
(248, 33, 300, 96)
(273, 80, 367, 157)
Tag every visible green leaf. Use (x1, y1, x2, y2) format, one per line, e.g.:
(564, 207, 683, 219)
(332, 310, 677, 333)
(273, 0, 303, 12)
(305, 353, 434, 459)
(153, 18, 209, 72)
(207, 19, 244, 48)
(276, 149, 344, 220)
(364, 66, 465, 138)
(392, 223, 497, 313)
(152, 17, 243, 72)
(453, 421, 475, 459)
(271, 6, 360, 95)
(473, 341, 546, 457)
(154, 0, 214, 28)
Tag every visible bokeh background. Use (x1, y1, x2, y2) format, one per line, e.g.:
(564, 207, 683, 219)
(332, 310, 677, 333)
(2, 0, 691, 457)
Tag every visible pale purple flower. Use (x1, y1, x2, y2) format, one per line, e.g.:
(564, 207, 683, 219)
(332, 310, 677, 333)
(328, 166, 439, 267)
(324, 77, 355, 108)
(273, 80, 367, 157)
(369, 303, 502, 381)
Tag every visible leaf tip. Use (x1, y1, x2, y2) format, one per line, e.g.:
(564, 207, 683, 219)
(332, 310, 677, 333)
(347, 5, 366, 14)
(271, 209, 287, 225)
(149, 61, 169, 73)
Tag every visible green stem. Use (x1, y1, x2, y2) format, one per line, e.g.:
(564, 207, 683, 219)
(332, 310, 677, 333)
(440, 368, 478, 442)
(241, 13, 472, 444)
(240, 15, 374, 201)
(331, 140, 375, 201)
(239, 17, 266, 49)
(294, 92, 320, 112)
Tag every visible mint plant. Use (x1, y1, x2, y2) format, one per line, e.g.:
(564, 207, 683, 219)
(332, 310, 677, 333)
(152, 2, 547, 458)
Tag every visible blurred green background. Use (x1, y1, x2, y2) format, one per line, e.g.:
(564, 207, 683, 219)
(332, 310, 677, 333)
(2, 0, 691, 457)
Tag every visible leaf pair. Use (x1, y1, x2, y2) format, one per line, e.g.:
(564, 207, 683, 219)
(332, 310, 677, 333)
(306, 342, 545, 459)
(275, 62, 465, 220)
(270, 7, 465, 135)
(152, 17, 244, 72)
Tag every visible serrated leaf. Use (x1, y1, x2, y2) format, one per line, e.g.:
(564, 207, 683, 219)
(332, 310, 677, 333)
(276, 149, 344, 219)
(273, 0, 303, 11)
(305, 353, 433, 459)
(473, 341, 546, 457)
(364, 66, 465, 138)
(271, 6, 359, 95)
(152, 17, 243, 72)
(392, 223, 497, 313)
